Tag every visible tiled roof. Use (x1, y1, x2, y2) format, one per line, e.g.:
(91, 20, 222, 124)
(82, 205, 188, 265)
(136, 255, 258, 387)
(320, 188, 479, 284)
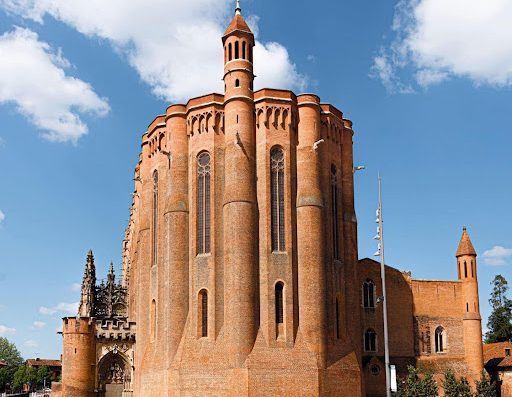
(456, 227, 477, 257)
(26, 358, 62, 367)
(224, 14, 252, 36)
(483, 341, 512, 365)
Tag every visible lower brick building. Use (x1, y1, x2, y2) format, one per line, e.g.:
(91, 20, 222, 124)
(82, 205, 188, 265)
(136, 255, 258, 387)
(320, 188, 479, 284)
(52, 3, 485, 396)
(359, 227, 483, 396)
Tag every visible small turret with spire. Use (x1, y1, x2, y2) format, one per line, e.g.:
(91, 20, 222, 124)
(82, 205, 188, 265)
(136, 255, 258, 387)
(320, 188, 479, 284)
(455, 226, 484, 380)
(78, 249, 96, 317)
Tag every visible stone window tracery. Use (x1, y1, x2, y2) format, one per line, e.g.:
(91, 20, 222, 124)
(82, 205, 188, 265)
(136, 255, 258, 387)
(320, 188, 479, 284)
(363, 279, 375, 308)
(197, 152, 211, 254)
(364, 328, 377, 352)
(270, 147, 285, 252)
(435, 326, 445, 353)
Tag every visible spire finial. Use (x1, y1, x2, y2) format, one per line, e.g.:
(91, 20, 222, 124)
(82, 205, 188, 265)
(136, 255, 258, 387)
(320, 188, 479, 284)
(235, 0, 241, 15)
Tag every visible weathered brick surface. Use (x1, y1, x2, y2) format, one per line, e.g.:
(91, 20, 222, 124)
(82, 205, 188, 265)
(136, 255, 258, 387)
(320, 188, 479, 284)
(58, 9, 484, 397)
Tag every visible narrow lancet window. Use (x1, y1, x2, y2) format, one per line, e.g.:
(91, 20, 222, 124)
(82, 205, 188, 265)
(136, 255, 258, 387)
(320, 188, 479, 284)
(435, 326, 445, 353)
(331, 164, 340, 259)
(364, 329, 376, 352)
(275, 282, 284, 325)
(363, 280, 375, 308)
(197, 152, 211, 254)
(150, 299, 156, 341)
(271, 147, 285, 252)
(199, 290, 208, 337)
(152, 170, 158, 267)
(235, 41, 239, 59)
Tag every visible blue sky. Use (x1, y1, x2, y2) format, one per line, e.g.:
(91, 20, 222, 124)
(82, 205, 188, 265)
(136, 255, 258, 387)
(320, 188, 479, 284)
(0, 0, 511, 359)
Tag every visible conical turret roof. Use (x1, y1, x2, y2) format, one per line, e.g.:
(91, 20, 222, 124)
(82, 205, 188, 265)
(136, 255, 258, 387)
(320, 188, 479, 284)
(456, 226, 477, 257)
(224, 14, 252, 37)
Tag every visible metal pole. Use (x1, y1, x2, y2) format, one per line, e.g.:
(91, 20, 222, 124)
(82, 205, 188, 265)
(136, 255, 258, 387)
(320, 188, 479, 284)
(378, 175, 391, 397)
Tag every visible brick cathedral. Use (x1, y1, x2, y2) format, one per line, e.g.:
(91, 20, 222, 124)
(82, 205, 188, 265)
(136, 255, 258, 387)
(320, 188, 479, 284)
(53, 3, 484, 396)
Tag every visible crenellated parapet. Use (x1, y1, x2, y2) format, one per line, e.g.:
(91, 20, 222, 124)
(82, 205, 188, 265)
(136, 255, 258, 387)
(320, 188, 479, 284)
(95, 319, 137, 342)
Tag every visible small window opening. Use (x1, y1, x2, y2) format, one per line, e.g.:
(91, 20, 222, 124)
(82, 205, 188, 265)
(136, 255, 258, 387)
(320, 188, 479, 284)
(275, 283, 284, 325)
(363, 280, 375, 308)
(242, 41, 246, 59)
(466, 302, 469, 312)
(506, 348, 511, 357)
(235, 41, 239, 59)
(199, 290, 208, 337)
(435, 327, 445, 353)
(228, 43, 232, 61)
(235, 79, 240, 88)
(150, 299, 156, 341)
(464, 261, 467, 278)
(364, 329, 376, 352)
(471, 261, 474, 277)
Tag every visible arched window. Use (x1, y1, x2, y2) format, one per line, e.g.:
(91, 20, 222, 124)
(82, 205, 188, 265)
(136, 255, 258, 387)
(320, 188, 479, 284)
(152, 170, 158, 267)
(242, 41, 246, 59)
(270, 147, 285, 252)
(150, 299, 156, 341)
(197, 152, 211, 254)
(275, 282, 284, 325)
(363, 280, 375, 308)
(235, 79, 240, 88)
(471, 260, 474, 277)
(435, 326, 445, 353)
(235, 41, 239, 59)
(199, 290, 208, 337)
(228, 43, 232, 61)
(457, 261, 461, 279)
(364, 329, 376, 352)
(249, 45, 253, 62)
(464, 261, 468, 278)
(331, 164, 340, 259)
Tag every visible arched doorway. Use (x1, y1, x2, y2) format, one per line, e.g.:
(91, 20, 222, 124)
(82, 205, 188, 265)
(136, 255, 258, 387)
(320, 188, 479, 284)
(97, 350, 131, 397)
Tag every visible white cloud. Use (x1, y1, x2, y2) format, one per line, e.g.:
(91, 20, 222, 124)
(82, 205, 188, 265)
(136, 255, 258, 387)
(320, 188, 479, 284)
(0, 0, 306, 102)
(372, 0, 512, 92)
(0, 210, 4, 223)
(483, 246, 512, 266)
(24, 339, 38, 348)
(0, 325, 16, 335)
(70, 282, 81, 292)
(32, 320, 46, 329)
(39, 302, 79, 316)
(0, 27, 110, 142)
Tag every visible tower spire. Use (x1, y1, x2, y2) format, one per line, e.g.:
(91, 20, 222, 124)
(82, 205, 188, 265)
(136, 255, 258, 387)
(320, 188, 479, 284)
(456, 225, 477, 257)
(235, 0, 241, 15)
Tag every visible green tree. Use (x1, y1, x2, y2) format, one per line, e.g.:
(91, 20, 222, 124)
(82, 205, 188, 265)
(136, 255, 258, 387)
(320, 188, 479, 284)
(12, 366, 38, 392)
(35, 365, 52, 388)
(475, 371, 497, 397)
(486, 275, 512, 343)
(0, 337, 24, 392)
(393, 366, 438, 397)
(442, 369, 472, 397)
